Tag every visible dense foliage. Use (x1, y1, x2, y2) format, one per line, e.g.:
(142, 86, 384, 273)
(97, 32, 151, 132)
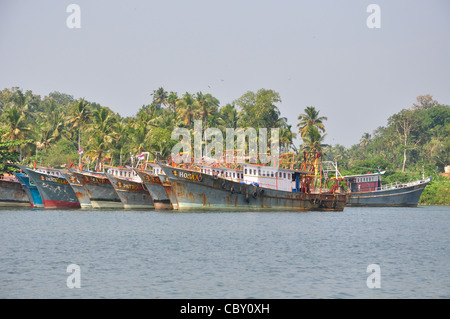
(0, 88, 448, 204)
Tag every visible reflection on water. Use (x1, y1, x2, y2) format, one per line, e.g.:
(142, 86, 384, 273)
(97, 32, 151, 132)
(0, 206, 449, 298)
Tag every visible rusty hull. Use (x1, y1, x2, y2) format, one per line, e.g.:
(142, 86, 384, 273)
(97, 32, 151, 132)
(60, 171, 92, 209)
(105, 173, 154, 209)
(159, 164, 346, 211)
(134, 168, 173, 210)
(0, 179, 31, 207)
(72, 171, 123, 209)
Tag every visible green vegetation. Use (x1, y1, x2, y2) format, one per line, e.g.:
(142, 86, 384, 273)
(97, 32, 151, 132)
(324, 95, 449, 205)
(0, 87, 448, 205)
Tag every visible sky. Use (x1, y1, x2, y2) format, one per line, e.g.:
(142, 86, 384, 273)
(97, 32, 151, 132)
(1, 0, 449, 148)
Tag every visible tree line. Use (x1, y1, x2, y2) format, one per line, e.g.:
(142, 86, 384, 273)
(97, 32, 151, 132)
(0, 87, 298, 172)
(1, 87, 448, 191)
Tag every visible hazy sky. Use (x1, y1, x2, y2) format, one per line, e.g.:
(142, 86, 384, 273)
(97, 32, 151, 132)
(1, 0, 449, 147)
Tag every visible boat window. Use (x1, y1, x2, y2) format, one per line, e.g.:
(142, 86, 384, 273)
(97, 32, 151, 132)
(244, 169, 247, 174)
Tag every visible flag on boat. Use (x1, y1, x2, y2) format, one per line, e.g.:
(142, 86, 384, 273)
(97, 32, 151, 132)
(138, 153, 145, 159)
(78, 148, 83, 155)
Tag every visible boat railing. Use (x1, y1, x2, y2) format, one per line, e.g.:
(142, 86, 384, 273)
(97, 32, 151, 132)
(379, 177, 431, 190)
(380, 181, 401, 190)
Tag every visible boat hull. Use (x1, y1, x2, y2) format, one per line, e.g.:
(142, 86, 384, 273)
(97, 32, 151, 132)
(14, 173, 44, 208)
(159, 164, 346, 211)
(347, 178, 431, 207)
(0, 179, 30, 207)
(73, 171, 123, 209)
(134, 168, 173, 210)
(106, 173, 154, 209)
(60, 172, 93, 209)
(17, 166, 81, 209)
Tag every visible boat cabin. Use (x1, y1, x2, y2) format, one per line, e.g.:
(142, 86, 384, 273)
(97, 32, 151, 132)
(199, 163, 311, 193)
(144, 163, 165, 176)
(105, 166, 141, 182)
(199, 165, 244, 183)
(35, 166, 63, 177)
(344, 172, 383, 193)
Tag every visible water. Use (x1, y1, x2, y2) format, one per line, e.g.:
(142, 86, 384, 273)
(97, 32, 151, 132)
(0, 206, 449, 299)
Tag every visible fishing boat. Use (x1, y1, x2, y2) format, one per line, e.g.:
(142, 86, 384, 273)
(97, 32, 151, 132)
(322, 161, 432, 207)
(134, 163, 173, 210)
(14, 172, 44, 208)
(59, 170, 92, 209)
(344, 173, 431, 207)
(72, 170, 123, 209)
(0, 174, 31, 207)
(104, 166, 154, 209)
(157, 152, 346, 211)
(16, 165, 81, 209)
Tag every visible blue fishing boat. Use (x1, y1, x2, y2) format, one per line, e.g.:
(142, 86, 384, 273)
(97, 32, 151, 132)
(14, 172, 44, 208)
(17, 165, 81, 209)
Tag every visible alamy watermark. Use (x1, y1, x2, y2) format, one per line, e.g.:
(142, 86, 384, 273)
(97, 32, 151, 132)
(66, 4, 81, 29)
(67, 264, 81, 288)
(171, 120, 280, 166)
(65, 4, 380, 30)
(366, 264, 381, 288)
(366, 4, 381, 29)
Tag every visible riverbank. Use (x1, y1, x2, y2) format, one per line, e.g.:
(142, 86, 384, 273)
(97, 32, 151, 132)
(418, 176, 450, 205)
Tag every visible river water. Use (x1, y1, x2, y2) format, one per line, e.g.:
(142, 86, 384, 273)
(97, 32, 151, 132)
(0, 206, 448, 299)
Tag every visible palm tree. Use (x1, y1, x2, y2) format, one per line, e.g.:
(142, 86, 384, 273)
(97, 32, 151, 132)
(1, 104, 32, 160)
(297, 106, 328, 138)
(176, 92, 197, 127)
(12, 89, 37, 114)
(279, 124, 296, 154)
(130, 120, 147, 156)
(151, 87, 168, 110)
(219, 103, 238, 129)
(195, 92, 219, 128)
(33, 105, 65, 160)
(87, 107, 117, 170)
(66, 99, 91, 168)
(301, 126, 328, 189)
(302, 126, 328, 154)
(112, 119, 130, 166)
(167, 91, 179, 112)
(359, 132, 371, 156)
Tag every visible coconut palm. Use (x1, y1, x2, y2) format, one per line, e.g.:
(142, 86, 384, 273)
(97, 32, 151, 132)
(1, 104, 32, 160)
(167, 91, 179, 112)
(66, 99, 91, 168)
(301, 126, 328, 189)
(297, 106, 328, 138)
(151, 87, 168, 110)
(176, 92, 197, 127)
(195, 92, 219, 128)
(86, 107, 117, 170)
(112, 119, 130, 166)
(219, 103, 238, 129)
